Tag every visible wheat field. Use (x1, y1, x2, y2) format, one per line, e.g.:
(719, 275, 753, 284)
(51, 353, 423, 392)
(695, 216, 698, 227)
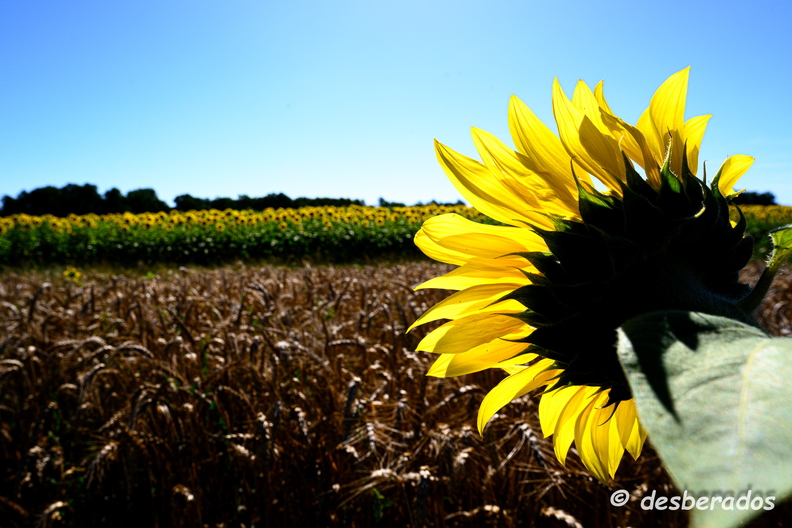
(1, 262, 789, 527)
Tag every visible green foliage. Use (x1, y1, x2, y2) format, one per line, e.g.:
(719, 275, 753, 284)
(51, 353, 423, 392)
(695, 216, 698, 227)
(0, 205, 497, 268)
(0, 215, 424, 267)
(732, 205, 792, 258)
(173, 192, 366, 212)
(731, 191, 776, 206)
(0, 183, 170, 216)
(769, 223, 792, 255)
(0, 183, 368, 217)
(618, 311, 792, 528)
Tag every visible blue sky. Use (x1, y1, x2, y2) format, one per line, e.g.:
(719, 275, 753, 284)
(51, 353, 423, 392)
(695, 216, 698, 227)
(2, 0, 791, 207)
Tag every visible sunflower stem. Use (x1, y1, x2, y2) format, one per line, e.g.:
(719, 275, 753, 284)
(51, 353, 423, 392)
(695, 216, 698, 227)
(740, 263, 781, 315)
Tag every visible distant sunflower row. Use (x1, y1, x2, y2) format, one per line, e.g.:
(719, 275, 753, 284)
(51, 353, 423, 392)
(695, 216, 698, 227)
(738, 204, 792, 225)
(2, 204, 485, 232)
(0, 203, 788, 267)
(0, 204, 492, 266)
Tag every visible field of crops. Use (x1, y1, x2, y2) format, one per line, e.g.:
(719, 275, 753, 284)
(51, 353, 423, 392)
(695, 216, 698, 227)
(2, 204, 791, 268)
(3, 203, 792, 527)
(2, 260, 792, 527)
(0, 205, 491, 267)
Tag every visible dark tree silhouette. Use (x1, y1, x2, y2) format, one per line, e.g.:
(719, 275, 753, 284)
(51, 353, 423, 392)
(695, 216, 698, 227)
(126, 189, 170, 214)
(732, 191, 777, 206)
(1, 184, 369, 216)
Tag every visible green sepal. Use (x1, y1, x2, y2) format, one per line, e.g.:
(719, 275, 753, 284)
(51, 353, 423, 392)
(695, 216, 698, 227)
(516, 268, 549, 287)
(657, 151, 691, 214)
(507, 251, 565, 282)
(679, 147, 705, 204)
(621, 153, 657, 202)
(505, 310, 549, 327)
(532, 228, 613, 281)
(575, 177, 624, 235)
(597, 232, 641, 274)
(681, 182, 719, 240)
(514, 344, 565, 363)
(497, 284, 569, 320)
(620, 183, 666, 241)
(540, 280, 607, 310)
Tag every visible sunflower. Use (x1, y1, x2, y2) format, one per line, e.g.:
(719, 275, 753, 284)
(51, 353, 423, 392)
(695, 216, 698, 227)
(63, 267, 82, 283)
(410, 68, 755, 482)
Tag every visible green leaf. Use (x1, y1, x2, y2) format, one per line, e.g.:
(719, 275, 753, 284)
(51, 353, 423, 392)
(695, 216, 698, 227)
(617, 311, 792, 528)
(770, 224, 792, 255)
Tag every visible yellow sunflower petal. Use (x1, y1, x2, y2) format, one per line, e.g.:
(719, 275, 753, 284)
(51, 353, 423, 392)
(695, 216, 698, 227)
(497, 352, 538, 366)
(553, 385, 598, 464)
(420, 213, 546, 260)
(636, 107, 663, 167)
(414, 229, 468, 266)
(415, 262, 529, 291)
(427, 341, 530, 377)
(614, 398, 638, 450)
(477, 359, 558, 434)
(598, 108, 661, 187)
(587, 396, 625, 479)
(648, 67, 689, 161)
(625, 415, 647, 460)
(651, 67, 689, 130)
(538, 385, 583, 437)
(682, 114, 711, 175)
(500, 364, 529, 375)
(716, 154, 755, 195)
(471, 127, 580, 218)
(574, 391, 610, 482)
(606, 411, 625, 477)
(590, 400, 619, 479)
(408, 283, 525, 331)
(572, 80, 611, 135)
(552, 79, 624, 191)
(597, 108, 643, 165)
(593, 81, 614, 114)
(435, 140, 542, 227)
(417, 313, 528, 354)
(507, 95, 589, 189)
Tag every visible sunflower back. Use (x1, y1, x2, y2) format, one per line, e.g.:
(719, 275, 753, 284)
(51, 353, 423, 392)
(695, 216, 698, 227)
(505, 152, 755, 406)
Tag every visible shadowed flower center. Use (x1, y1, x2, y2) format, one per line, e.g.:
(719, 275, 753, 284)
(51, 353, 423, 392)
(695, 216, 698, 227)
(508, 158, 755, 404)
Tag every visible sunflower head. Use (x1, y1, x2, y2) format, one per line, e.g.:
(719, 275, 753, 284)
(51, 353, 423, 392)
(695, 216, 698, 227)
(412, 68, 756, 481)
(63, 267, 82, 283)
(509, 151, 754, 406)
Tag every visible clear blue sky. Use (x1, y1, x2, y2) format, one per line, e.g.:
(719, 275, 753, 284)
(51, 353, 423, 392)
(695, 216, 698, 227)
(2, 0, 791, 207)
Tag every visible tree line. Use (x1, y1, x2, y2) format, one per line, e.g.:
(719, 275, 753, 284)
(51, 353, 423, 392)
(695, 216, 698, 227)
(731, 191, 777, 206)
(0, 184, 366, 217)
(0, 183, 775, 218)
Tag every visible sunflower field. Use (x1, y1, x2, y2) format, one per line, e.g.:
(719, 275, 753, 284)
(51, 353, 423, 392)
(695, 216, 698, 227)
(1, 203, 790, 268)
(0, 204, 493, 267)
